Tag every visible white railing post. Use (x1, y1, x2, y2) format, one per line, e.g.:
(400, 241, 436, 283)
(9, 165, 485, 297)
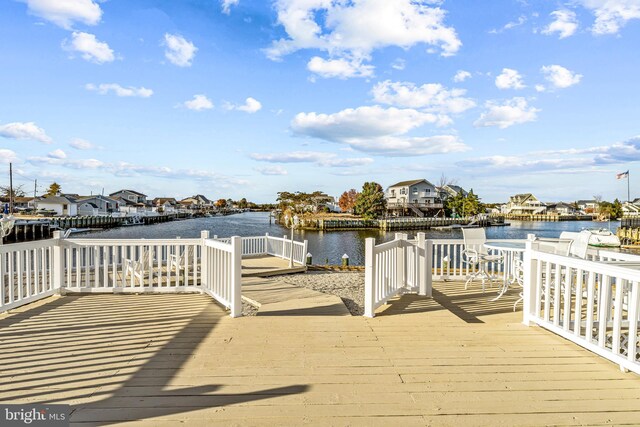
(52, 231, 64, 292)
(522, 233, 538, 326)
(303, 239, 308, 265)
(364, 238, 375, 318)
(417, 233, 426, 295)
(230, 236, 242, 318)
(200, 230, 209, 288)
(396, 233, 407, 288)
(419, 234, 433, 297)
(264, 233, 269, 256)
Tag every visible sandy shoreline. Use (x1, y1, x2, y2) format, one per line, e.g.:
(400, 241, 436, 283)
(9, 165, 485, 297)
(243, 269, 365, 316)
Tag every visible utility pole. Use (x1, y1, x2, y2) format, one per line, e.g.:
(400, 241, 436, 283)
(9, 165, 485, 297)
(9, 163, 13, 214)
(34, 179, 37, 198)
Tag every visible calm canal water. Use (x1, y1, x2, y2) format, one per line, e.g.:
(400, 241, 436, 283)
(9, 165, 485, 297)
(77, 211, 620, 265)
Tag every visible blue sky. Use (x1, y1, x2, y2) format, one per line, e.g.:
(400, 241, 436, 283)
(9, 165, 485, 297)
(1, 0, 639, 203)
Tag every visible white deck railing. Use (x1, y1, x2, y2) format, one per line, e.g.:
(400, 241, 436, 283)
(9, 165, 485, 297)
(1, 231, 307, 317)
(0, 239, 57, 312)
(523, 240, 640, 374)
(364, 233, 432, 317)
(202, 236, 242, 317)
(430, 238, 525, 280)
(216, 234, 307, 265)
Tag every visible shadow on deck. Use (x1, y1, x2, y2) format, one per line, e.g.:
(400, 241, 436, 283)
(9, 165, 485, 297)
(0, 279, 639, 425)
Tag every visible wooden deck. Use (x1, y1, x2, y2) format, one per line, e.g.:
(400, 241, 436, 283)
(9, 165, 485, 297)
(1, 281, 639, 426)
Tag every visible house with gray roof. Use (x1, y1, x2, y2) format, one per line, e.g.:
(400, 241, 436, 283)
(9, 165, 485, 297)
(385, 179, 443, 217)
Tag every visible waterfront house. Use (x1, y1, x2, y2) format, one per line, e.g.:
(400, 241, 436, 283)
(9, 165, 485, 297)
(576, 199, 598, 213)
(153, 197, 178, 213)
(35, 194, 78, 216)
(547, 202, 578, 216)
(503, 193, 546, 215)
(622, 201, 640, 217)
(12, 196, 36, 212)
(76, 195, 120, 216)
(386, 179, 443, 217)
(437, 184, 468, 201)
(180, 194, 213, 210)
(109, 189, 148, 205)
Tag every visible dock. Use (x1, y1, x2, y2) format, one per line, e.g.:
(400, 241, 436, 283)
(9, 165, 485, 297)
(1, 280, 638, 425)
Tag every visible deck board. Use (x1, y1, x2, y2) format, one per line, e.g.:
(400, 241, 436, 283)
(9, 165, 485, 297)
(0, 280, 638, 426)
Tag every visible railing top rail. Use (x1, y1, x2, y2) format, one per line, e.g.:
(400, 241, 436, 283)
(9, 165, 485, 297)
(596, 248, 640, 261)
(428, 238, 526, 244)
(204, 238, 234, 251)
(373, 239, 402, 253)
(64, 238, 202, 246)
(0, 238, 57, 252)
(531, 248, 640, 282)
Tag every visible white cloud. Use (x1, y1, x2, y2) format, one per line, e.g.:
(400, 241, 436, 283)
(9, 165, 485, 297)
(291, 105, 468, 156)
(63, 32, 115, 64)
(489, 15, 527, 33)
(535, 84, 546, 92)
(371, 80, 476, 117)
(579, 0, 640, 35)
(221, 0, 239, 15)
(23, 0, 102, 29)
(453, 70, 471, 82)
(0, 149, 18, 164)
(391, 58, 405, 70)
(474, 97, 540, 129)
(48, 149, 67, 159)
(69, 138, 95, 150)
(541, 65, 583, 89)
(250, 151, 374, 167)
(163, 34, 197, 67)
(265, 0, 460, 79)
(182, 94, 214, 111)
(307, 57, 375, 79)
(542, 10, 579, 39)
(0, 121, 52, 144)
(85, 83, 153, 97)
(226, 97, 262, 113)
(457, 136, 640, 174)
(27, 156, 249, 187)
(495, 68, 526, 90)
(254, 166, 288, 176)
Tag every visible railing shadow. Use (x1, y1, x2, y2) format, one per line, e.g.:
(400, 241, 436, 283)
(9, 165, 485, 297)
(376, 280, 522, 323)
(0, 294, 309, 425)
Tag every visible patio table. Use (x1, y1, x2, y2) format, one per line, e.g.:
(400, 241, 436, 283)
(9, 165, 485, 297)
(483, 241, 526, 300)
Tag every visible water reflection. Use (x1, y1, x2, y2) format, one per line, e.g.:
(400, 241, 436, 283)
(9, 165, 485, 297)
(78, 212, 619, 266)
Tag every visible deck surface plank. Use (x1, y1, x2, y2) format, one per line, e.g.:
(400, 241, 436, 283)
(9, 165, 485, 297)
(0, 280, 638, 426)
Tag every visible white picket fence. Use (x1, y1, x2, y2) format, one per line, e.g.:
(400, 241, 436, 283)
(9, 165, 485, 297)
(364, 233, 432, 317)
(522, 240, 640, 374)
(1, 231, 307, 318)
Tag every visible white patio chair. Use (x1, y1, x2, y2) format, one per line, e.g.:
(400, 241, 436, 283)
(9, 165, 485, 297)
(168, 246, 195, 272)
(462, 228, 503, 292)
(122, 247, 153, 286)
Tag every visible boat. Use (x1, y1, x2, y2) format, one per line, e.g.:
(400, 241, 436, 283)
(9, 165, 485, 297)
(559, 229, 621, 248)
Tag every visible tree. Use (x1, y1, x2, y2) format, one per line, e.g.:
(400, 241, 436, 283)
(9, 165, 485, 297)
(237, 198, 248, 209)
(354, 182, 386, 219)
(215, 198, 227, 208)
(445, 188, 483, 217)
(599, 199, 623, 219)
(46, 182, 61, 196)
(0, 185, 25, 200)
(338, 189, 358, 213)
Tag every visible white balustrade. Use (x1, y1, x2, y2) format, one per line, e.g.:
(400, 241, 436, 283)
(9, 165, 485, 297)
(523, 241, 640, 374)
(202, 236, 242, 318)
(0, 238, 57, 312)
(364, 233, 431, 317)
